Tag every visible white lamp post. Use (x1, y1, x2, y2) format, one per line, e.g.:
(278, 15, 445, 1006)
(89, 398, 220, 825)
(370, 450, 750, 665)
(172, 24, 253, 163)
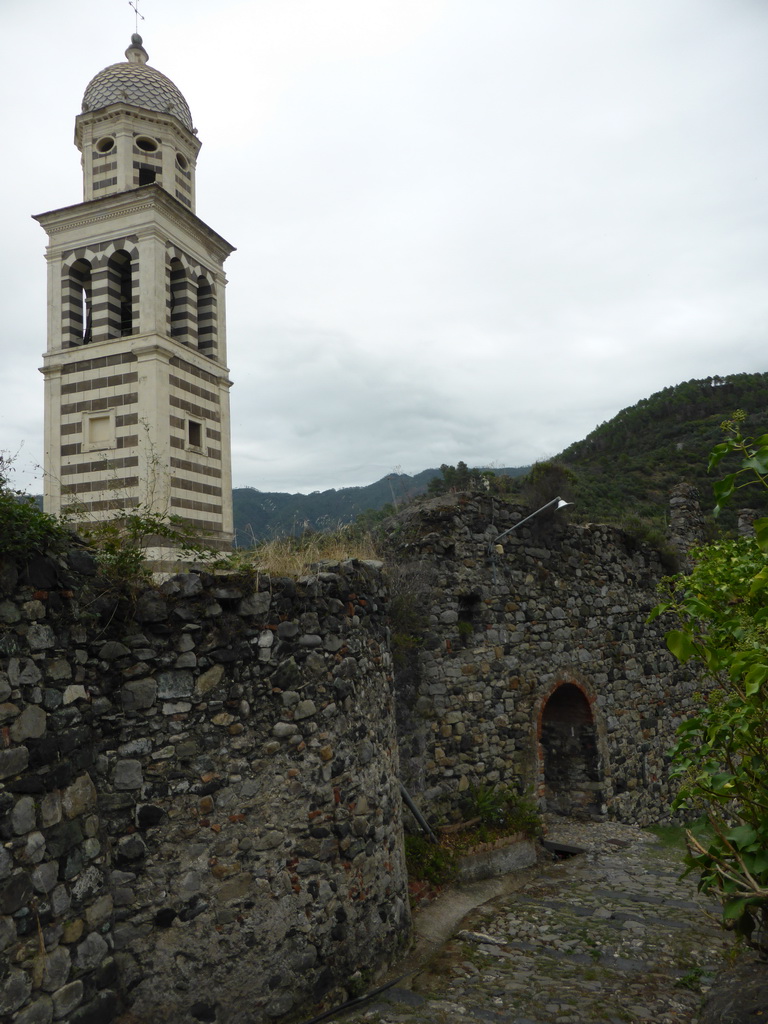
(489, 496, 573, 579)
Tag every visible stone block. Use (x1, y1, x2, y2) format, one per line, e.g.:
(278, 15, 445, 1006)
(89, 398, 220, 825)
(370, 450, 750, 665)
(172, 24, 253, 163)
(0, 871, 33, 914)
(85, 894, 113, 929)
(272, 722, 298, 739)
(47, 659, 72, 682)
(134, 592, 168, 622)
(32, 861, 59, 894)
(52, 980, 83, 1020)
(276, 621, 299, 639)
(75, 931, 109, 971)
(26, 623, 56, 651)
(19, 831, 46, 865)
(50, 884, 71, 917)
(12, 795, 37, 834)
(62, 774, 97, 819)
(61, 919, 84, 944)
(62, 685, 87, 705)
(299, 634, 322, 647)
(9, 658, 42, 687)
(294, 700, 316, 720)
(238, 591, 271, 617)
(156, 670, 193, 699)
(10, 705, 47, 741)
(113, 759, 143, 790)
(42, 946, 71, 993)
(121, 678, 157, 710)
(195, 664, 224, 696)
(98, 641, 131, 660)
(0, 967, 31, 1016)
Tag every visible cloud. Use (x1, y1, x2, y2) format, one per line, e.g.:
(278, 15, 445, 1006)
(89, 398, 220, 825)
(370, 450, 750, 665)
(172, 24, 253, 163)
(3, 0, 767, 497)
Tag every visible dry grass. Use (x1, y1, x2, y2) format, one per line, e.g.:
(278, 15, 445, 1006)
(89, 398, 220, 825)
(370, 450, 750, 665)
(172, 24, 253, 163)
(219, 529, 380, 578)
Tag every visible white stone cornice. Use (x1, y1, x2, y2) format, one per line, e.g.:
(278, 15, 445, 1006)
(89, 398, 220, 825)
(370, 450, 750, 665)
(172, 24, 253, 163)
(33, 186, 235, 261)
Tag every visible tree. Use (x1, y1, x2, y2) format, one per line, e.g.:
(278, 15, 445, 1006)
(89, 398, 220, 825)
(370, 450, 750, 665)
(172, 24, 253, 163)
(650, 413, 768, 953)
(426, 462, 517, 497)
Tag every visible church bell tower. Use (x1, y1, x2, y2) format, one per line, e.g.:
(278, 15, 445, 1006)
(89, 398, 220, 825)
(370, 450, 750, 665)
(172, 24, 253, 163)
(35, 35, 235, 555)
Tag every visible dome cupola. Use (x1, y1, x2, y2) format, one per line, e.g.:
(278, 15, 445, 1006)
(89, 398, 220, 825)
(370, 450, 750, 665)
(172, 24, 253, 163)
(82, 34, 194, 132)
(75, 36, 200, 211)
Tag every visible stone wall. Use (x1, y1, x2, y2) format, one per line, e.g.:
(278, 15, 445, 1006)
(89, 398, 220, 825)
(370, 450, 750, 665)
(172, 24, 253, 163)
(0, 551, 409, 1024)
(381, 493, 698, 826)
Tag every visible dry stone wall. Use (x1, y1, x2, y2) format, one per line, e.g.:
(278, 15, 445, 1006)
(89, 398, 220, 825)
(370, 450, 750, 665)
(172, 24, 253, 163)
(382, 494, 698, 826)
(0, 551, 409, 1024)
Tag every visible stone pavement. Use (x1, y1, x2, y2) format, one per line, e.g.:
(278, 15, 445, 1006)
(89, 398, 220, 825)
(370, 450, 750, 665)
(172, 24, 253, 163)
(332, 818, 752, 1024)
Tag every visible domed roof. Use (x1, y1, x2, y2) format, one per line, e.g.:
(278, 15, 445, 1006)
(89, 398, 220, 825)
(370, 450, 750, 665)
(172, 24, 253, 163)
(81, 35, 193, 132)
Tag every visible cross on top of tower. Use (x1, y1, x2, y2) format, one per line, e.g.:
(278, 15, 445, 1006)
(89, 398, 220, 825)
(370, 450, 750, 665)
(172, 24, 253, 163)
(129, 0, 144, 35)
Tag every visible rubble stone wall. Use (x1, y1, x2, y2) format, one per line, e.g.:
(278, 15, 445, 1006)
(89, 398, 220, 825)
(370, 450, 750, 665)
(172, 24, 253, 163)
(382, 494, 698, 826)
(0, 552, 408, 1024)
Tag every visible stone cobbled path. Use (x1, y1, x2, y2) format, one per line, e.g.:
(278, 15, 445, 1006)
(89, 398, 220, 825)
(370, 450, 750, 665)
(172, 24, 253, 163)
(337, 820, 736, 1024)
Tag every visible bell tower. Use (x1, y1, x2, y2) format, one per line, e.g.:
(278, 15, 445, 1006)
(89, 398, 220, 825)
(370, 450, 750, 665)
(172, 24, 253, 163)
(35, 35, 235, 556)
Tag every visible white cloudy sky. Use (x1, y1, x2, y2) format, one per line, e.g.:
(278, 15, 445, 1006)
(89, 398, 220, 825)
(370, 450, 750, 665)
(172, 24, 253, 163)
(3, 0, 766, 493)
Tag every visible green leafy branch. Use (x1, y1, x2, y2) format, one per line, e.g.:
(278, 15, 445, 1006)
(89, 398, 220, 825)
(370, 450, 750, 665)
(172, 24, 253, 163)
(650, 414, 768, 954)
(709, 412, 768, 546)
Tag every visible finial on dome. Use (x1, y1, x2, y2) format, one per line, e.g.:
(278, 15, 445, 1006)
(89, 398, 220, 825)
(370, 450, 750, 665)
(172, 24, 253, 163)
(127, 1, 147, 61)
(125, 34, 149, 65)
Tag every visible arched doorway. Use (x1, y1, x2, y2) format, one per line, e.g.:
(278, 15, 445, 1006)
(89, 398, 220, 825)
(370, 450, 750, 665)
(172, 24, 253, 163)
(539, 683, 602, 817)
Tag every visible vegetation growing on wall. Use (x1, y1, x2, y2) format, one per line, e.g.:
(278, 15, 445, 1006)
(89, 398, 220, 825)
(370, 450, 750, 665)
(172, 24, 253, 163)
(215, 526, 380, 579)
(651, 413, 768, 954)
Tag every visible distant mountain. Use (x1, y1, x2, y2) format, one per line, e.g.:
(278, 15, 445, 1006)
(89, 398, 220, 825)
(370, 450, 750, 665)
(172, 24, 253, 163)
(231, 471, 432, 546)
(232, 468, 529, 545)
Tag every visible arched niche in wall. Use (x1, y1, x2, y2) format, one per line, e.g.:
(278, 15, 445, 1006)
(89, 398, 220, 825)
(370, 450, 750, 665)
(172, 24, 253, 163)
(536, 682, 604, 818)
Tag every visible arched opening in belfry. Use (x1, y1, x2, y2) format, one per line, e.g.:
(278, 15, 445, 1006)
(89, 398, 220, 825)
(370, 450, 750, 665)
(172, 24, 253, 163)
(107, 250, 134, 337)
(169, 258, 191, 340)
(197, 275, 216, 357)
(67, 258, 92, 346)
(539, 683, 602, 818)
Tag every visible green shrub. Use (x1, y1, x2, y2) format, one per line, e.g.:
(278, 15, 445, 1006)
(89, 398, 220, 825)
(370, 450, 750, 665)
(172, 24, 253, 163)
(78, 506, 213, 587)
(0, 457, 66, 557)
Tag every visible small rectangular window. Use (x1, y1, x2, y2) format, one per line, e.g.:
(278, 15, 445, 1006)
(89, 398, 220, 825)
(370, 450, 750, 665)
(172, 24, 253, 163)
(187, 419, 203, 450)
(138, 167, 157, 186)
